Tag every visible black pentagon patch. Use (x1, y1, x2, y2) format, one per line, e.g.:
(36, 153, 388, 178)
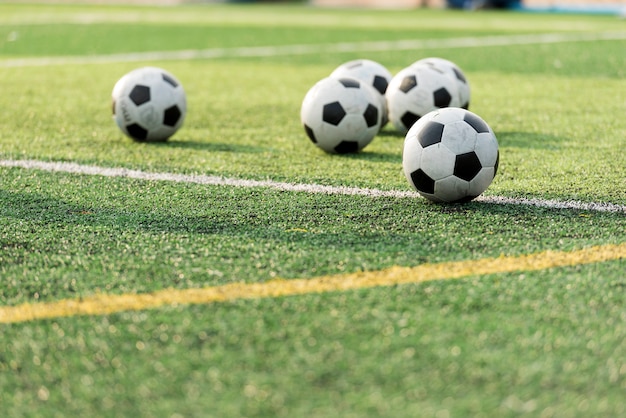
(452, 67, 467, 83)
(417, 121, 444, 148)
(323, 101, 346, 126)
(162, 73, 178, 87)
(372, 75, 388, 95)
(410, 169, 435, 194)
(129, 85, 150, 106)
(334, 141, 359, 154)
(454, 151, 482, 181)
(363, 103, 379, 128)
(304, 124, 317, 143)
(163, 105, 181, 127)
(461, 101, 470, 110)
(338, 78, 360, 88)
(399, 75, 417, 93)
(433, 87, 452, 108)
(463, 112, 490, 133)
(400, 111, 420, 131)
(126, 123, 148, 141)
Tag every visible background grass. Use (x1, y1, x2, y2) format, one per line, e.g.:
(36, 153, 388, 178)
(0, 3, 625, 417)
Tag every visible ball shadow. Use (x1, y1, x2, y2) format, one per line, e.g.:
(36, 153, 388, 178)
(153, 139, 266, 154)
(376, 128, 406, 139)
(341, 149, 401, 163)
(496, 131, 569, 149)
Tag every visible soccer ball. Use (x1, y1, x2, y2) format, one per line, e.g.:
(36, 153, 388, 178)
(301, 76, 382, 154)
(386, 64, 461, 135)
(412, 57, 471, 109)
(403, 108, 499, 203)
(112, 66, 186, 142)
(330, 59, 392, 127)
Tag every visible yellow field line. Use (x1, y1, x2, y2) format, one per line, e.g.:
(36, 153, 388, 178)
(1, 243, 625, 324)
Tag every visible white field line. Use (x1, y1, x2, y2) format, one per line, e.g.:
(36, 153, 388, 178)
(1, 32, 626, 67)
(1, 159, 625, 214)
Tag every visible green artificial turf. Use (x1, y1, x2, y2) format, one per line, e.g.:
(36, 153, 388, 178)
(0, 3, 625, 417)
(2, 267, 626, 417)
(1, 167, 624, 306)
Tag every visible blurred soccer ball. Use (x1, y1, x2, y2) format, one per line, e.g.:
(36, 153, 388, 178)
(386, 64, 461, 135)
(330, 59, 392, 127)
(112, 66, 186, 142)
(301, 76, 382, 154)
(412, 57, 471, 110)
(403, 108, 499, 203)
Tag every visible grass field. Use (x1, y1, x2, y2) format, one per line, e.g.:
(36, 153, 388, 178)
(0, 2, 625, 417)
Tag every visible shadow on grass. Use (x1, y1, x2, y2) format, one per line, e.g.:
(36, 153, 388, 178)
(151, 139, 266, 153)
(1, 186, 620, 245)
(340, 149, 401, 163)
(496, 131, 569, 149)
(376, 129, 406, 139)
(0, 189, 424, 259)
(1, 187, 623, 290)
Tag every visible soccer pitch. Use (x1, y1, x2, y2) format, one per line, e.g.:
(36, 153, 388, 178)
(0, 2, 625, 417)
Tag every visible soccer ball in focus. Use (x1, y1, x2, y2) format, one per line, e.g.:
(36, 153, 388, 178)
(403, 108, 499, 203)
(386, 64, 461, 135)
(301, 77, 382, 154)
(112, 66, 186, 142)
(412, 57, 471, 109)
(330, 59, 392, 127)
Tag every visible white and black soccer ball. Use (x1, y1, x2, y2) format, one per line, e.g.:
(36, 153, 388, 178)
(330, 59, 392, 127)
(112, 66, 186, 142)
(301, 76, 382, 154)
(403, 108, 499, 203)
(412, 57, 471, 110)
(386, 64, 461, 135)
